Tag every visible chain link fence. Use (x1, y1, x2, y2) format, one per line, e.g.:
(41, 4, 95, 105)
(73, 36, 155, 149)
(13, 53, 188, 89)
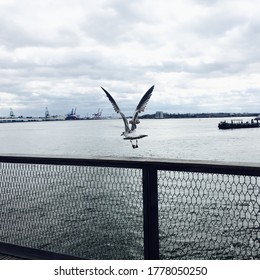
(0, 162, 143, 259)
(0, 157, 259, 259)
(158, 171, 260, 259)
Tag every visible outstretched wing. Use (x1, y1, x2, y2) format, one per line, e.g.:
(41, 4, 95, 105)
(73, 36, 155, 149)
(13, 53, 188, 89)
(101, 87, 130, 133)
(101, 87, 120, 113)
(131, 85, 154, 131)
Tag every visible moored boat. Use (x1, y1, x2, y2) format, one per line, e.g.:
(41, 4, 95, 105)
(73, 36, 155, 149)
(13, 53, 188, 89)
(218, 119, 260, 129)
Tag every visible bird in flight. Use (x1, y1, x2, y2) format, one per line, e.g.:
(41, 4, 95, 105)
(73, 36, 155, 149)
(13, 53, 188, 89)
(101, 85, 154, 148)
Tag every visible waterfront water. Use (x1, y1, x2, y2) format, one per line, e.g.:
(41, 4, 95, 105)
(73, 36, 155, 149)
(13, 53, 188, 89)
(0, 117, 259, 260)
(0, 117, 259, 163)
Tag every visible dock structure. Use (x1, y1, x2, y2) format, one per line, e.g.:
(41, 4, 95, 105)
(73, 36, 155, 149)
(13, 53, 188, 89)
(0, 107, 66, 123)
(65, 108, 80, 120)
(0, 117, 42, 123)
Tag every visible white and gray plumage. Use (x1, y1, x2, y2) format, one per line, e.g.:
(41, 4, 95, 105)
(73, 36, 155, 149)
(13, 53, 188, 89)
(101, 85, 154, 148)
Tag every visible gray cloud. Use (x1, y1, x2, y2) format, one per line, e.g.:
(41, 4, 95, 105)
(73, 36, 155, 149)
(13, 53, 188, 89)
(194, 0, 219, 6)
(0, 0, 259, 117)
(81, 0, 155, 45)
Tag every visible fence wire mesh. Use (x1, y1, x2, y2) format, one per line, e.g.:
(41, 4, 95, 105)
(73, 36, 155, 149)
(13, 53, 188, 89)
(0, 163, 143, 259)
(158, 170, 260, 259)
(0, 159, 259, 260)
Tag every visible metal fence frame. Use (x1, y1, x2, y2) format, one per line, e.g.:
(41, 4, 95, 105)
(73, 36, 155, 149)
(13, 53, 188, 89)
(0, 155, 259, 260)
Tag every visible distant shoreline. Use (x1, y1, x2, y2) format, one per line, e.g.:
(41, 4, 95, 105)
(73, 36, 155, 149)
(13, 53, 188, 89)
(0, 112, 259, 123)
(140, 112, 259, 119)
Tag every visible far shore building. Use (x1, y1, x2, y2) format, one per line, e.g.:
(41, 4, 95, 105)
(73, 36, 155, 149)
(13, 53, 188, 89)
(155, 111, 164, 119)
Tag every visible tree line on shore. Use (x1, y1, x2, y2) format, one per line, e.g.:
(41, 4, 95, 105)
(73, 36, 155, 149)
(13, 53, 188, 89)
(139, 112, 259, 119)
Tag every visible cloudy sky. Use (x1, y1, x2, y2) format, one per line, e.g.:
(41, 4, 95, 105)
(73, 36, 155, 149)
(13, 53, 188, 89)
(0, 0, 260, 117)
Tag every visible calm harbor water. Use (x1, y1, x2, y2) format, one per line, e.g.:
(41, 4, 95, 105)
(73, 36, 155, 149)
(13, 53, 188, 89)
(0, 117, 259, 163)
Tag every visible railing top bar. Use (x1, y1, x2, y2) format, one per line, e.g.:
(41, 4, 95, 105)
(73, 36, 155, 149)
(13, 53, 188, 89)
(0, 154, 259, 176)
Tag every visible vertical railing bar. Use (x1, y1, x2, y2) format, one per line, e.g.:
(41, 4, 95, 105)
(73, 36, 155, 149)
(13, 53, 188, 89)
(142, 163, 160, 260)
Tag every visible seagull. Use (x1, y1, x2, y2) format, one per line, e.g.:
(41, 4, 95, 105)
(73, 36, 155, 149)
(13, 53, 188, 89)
(101, 85, 154, 149)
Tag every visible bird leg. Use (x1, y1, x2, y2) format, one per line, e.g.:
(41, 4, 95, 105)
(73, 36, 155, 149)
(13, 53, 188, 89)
(130, 140, 138, 149)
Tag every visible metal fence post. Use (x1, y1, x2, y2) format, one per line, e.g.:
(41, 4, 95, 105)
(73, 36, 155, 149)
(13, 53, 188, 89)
(142, 164, 159, 260)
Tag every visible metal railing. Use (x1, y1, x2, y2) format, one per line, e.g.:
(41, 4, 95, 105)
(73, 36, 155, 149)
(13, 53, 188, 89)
(0, 155, 259, 260)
